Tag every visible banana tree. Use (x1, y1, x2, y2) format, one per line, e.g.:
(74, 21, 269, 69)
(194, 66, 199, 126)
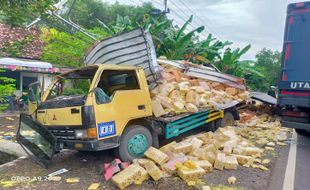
(110, 14, 134, 34)
(217, 44, 264, 78)
(155, 15, 205, 59)
(185, 34, 232, 64)
(137, 14, 172, 51)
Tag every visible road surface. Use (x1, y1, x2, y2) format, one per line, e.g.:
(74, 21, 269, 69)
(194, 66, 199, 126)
(294, 132, 310, 190)
(269, 130, 310, 190)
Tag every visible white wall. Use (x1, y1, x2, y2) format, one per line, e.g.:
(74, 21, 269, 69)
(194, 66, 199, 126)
(20, 72, 55, 91)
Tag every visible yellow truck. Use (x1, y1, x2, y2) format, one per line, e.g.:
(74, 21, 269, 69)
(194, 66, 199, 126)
(16, 29, 241, 167)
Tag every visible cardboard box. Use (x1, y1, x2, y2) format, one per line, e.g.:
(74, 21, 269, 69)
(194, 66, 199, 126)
(144, 147, 169, 165)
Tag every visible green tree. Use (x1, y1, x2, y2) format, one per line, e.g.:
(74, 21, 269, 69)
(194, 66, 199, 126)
(218, 45, 252, 74)
(65, 0, 161, 29)
(0, 0, 56, 26)
(254, 48, 281, 91)
(40, 27, 110, 67)
(154, 15, 204, 59)
(0, 70, 16, 111)
(188, 34, 232, 64)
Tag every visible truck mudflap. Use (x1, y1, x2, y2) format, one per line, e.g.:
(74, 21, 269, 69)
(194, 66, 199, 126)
(16, 114, 56, 167)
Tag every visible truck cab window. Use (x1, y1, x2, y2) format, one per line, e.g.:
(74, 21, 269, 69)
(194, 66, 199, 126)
(97, 70, 140, 98)
(46, 67, 97, 101)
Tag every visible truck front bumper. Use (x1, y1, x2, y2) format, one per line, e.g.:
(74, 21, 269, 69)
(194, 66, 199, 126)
(281, 120, 310, 130)
(56, 136, 120, 151)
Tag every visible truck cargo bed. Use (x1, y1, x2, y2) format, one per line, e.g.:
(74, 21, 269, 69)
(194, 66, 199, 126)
(154, 109, 223, 139)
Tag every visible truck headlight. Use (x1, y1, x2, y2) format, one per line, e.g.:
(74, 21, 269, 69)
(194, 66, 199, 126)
(75, 130, 88, 139)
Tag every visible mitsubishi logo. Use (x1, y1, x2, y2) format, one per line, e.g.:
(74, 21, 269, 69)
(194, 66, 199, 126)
(53, 114, 57, 120)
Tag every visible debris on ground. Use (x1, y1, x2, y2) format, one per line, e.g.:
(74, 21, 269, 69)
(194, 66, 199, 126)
(262, 159, 271, 165)
(5, 117, 14, 121)
(104, 158, 129, 180)
(144, 146, 169, 165)
(87, 183, 100, 190)
(47, 168, 69, 177)
(109, 112, 290, 189)
(111, 164, 145, 189)
(3, 132, 15, 136)
(228, 176, 237, 185)
(66, 178, 80, 183)
(6, 125, 14, 129)
(201, 185, 211, 190)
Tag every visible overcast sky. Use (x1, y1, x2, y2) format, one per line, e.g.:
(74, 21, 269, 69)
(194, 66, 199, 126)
(105, 0, 301, 60)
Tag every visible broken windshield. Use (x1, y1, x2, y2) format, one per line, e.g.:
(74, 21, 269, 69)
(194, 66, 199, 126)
(46, 67, 98, 101)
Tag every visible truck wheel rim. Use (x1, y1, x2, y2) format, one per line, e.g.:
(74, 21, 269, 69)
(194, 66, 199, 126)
(128, 134, 148, 157)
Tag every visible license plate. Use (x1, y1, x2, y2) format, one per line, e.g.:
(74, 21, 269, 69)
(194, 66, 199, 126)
(98, 121, 116, 138)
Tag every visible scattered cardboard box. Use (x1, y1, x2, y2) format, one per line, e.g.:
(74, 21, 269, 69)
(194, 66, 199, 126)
(144, 147, 169, 165)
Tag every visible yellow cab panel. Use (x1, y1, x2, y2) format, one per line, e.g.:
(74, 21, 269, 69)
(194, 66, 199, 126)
(36, 65, 99, 127)
(89, 65, 152, 140)
(39, 106, 82, 126)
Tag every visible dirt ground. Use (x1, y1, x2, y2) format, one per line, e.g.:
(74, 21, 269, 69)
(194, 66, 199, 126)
(0, 114, 290, 190)
(0, 115, 19, 142)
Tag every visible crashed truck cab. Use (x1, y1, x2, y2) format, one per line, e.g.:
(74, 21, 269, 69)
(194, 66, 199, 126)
(17, 64, 153, 166)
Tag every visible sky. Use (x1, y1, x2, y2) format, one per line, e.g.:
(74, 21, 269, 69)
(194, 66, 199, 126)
(105, 0, 301, 60)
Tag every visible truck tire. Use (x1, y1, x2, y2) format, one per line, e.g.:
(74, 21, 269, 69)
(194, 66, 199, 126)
(116, 125, 152, 162)
(220, 112, 235, 127)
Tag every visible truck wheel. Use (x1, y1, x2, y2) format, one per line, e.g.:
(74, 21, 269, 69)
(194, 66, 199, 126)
(116, 125, 152, 162)
(221, 112, 235, 127)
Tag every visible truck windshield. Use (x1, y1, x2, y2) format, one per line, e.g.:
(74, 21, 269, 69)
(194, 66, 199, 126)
(46, 67, 97, 100)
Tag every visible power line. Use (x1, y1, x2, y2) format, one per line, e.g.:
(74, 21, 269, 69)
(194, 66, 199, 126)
(151, 0, 200, 29)
(150, 0, 222, 40)
(169, 1, 205, 29)
(130, 0, 143, 6)
(160, 0, 209, 39)
(176, 0, 222, 39)
(135, 0, 209, 40)
(137, 0, 194, 30)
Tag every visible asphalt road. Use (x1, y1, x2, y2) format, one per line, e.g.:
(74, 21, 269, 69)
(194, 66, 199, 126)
(269, 130, 310, 190)
(294, 132, 310, 190)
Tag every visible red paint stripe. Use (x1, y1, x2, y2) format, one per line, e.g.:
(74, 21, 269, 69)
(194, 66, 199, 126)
(289, 16, 294, 25)
(282, 73, 287, 81)
(281, 89, 310, 96)
(296, 3, 305, 8)
(292, 8, 310, 13)
(285, 44, 291, 60)
(283, 111, 309, 117)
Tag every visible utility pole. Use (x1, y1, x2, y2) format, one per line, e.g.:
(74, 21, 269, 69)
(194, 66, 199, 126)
(163, 0, 170, 14)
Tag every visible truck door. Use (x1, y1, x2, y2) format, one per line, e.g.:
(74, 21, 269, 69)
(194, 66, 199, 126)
(16, 114, 56, 167)
(28, 81, 41, 115)
(93, 69, 152, 140)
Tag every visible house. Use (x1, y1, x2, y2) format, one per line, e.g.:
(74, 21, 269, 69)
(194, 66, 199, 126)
(0, 57, 70, 92)
(0, 23, 71, 92)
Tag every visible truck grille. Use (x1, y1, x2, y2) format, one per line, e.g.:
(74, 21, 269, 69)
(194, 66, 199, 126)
(49, 129, 76, 140)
